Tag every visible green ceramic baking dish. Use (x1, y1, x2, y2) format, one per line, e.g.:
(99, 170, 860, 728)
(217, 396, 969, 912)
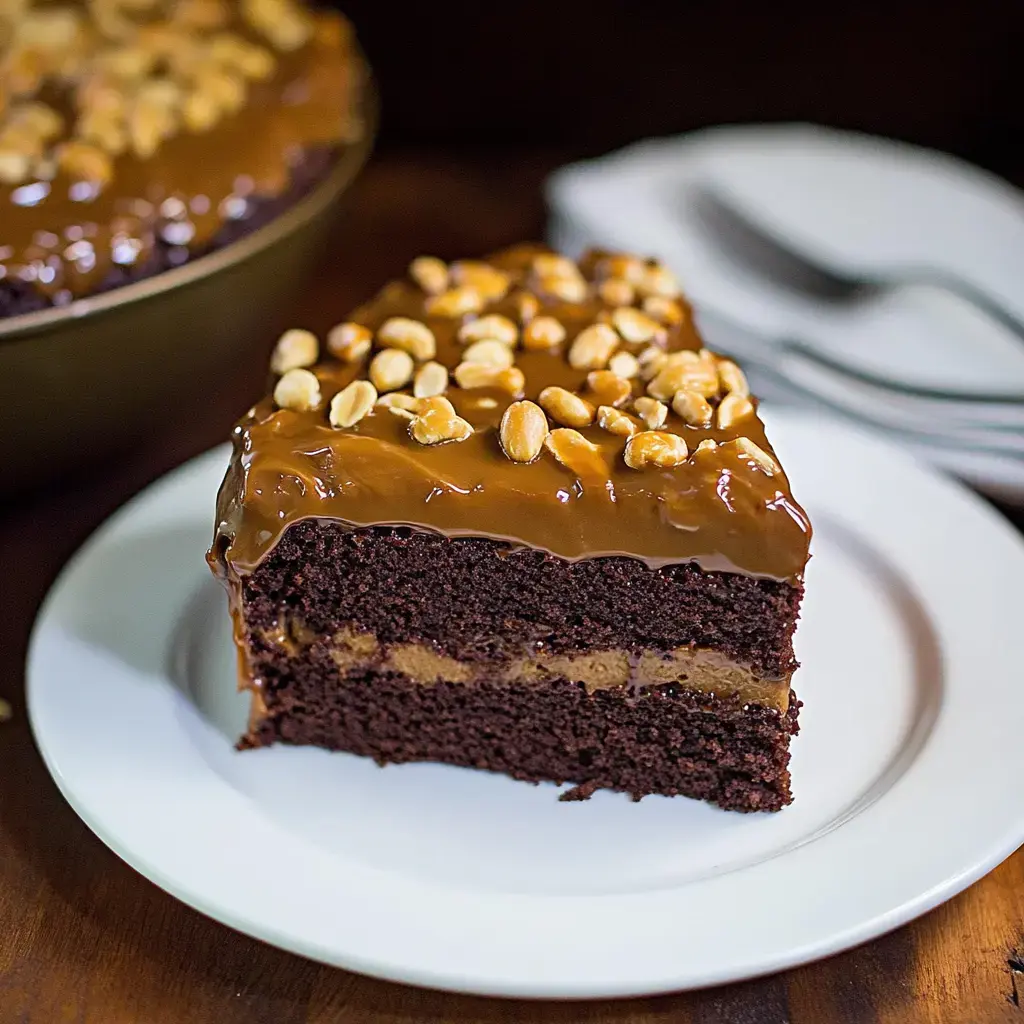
(0, 73, 376, 497)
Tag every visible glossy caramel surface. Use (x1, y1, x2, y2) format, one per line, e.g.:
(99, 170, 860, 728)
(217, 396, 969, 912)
(213, 246, 812, 581)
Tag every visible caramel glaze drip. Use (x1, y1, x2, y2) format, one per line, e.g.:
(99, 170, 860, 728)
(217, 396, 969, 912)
(211, 246, 812, 585)
(0, 9, 358, 303)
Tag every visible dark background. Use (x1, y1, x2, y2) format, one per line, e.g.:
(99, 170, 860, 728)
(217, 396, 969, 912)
(333, 0, 1023, 176)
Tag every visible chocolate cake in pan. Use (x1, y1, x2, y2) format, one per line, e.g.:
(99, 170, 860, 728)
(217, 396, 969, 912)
(0, 0, 360, 316)
(209, 246, 811, 811)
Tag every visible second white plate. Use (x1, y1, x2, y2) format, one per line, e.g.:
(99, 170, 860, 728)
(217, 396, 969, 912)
(27, 411, 1024, 998)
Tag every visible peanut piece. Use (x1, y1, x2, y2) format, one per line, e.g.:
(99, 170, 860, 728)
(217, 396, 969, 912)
(499, 400, 548, 463)
(608, 350, 640, 379)
(459, 314, 518, 347)
(634, 396, 668, 430)
(568, 323, 618, 370)
(586, 369, 632, 408)
(611, 306, 664, 345)
(521, 315, 566, 351)
(717, 359, 750, 397)
(409, 396, 473, 445)
(326, 322, 372, 363)
(597, 278, 635, 306)
(672, 389, 713, 428)
(377, 317, 436, 361)
(642, 295, 685, 325)
(544, 428, 607, 478)
(461, 338, 514, 369)
(369, 348, 415, 392)
(624, 431, 688, 470)
(717, 393, 755, 429)
(539, 386, 595, 428)
(425, 286, 484, 318)
(273, 368, 320, 411)
(597, 405, 640, 437)
(450, 261, 510, 302)
(725, 436, 778, 475)
(453, 362, 525, 396)
(377, 392, 421, 418)
(413, 361, 449, 399)
(329, 380, 377, 428)
(409, 255, 448, 295)
(270, 328, 318, 374)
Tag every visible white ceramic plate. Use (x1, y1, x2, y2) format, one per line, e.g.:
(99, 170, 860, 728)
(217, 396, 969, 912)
(27, 411, 1024, 999)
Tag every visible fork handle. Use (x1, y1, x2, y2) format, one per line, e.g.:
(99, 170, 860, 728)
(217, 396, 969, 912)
(887, 267, 1024, 343)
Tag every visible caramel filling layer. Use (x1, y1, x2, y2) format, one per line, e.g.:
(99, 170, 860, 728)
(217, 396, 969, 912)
(249, 622, 791, 716)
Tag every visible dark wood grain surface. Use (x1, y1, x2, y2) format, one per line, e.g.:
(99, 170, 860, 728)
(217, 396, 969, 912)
(2, 152, 1023, 1024)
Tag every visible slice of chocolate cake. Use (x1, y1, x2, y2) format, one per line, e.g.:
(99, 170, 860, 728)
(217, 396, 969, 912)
(209, 246, 812, 812)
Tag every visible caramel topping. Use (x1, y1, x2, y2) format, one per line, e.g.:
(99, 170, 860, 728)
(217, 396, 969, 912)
(0, 0, 359, 303)
(211, 246, 812, 582)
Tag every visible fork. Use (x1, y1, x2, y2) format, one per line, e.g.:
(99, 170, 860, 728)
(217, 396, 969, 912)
(692, 185, 1024, 401)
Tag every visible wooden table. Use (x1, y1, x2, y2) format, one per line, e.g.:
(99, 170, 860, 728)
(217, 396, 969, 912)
(2, 153, 1022, 1024)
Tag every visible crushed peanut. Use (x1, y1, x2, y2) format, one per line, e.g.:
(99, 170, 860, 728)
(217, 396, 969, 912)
(693, 438, 719, 456)
(539, 386, 595, 428)
(409, 396, 473, 446)
(329, 379, 376, 428)
(326, 322, 372, 363)
(377, 317, 437, 361)
(461, 338, 515, 369)
(624, 431, 688, 470)
(633, 396, 668, 430)
(409, 256, 449, 295)
(413, 361, 449, 399)
(522, 315, 566, 351)
(671, 389, 713, 428)
(369, 348, 415, 392)
(458, 314, 518, 347)
(717, 392, 755, 429)
(270, 328, 318, 374)
(597, 405, 640, 437)
(499, 400, 548, 463)
(273, 367, 320, 411)
(568, 323, 618, 371)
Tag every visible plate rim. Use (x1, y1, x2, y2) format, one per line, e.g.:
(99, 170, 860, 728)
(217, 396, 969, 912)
(26, 412, 1024, 999)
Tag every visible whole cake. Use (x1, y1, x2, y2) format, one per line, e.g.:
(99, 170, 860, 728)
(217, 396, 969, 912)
(209, 246, 812, 812)
(0, 0, 361, 316)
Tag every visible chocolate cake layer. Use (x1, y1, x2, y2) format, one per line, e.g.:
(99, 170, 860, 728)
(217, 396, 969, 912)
(243, 652, 801, 813)
(237, 520, 803, 681)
